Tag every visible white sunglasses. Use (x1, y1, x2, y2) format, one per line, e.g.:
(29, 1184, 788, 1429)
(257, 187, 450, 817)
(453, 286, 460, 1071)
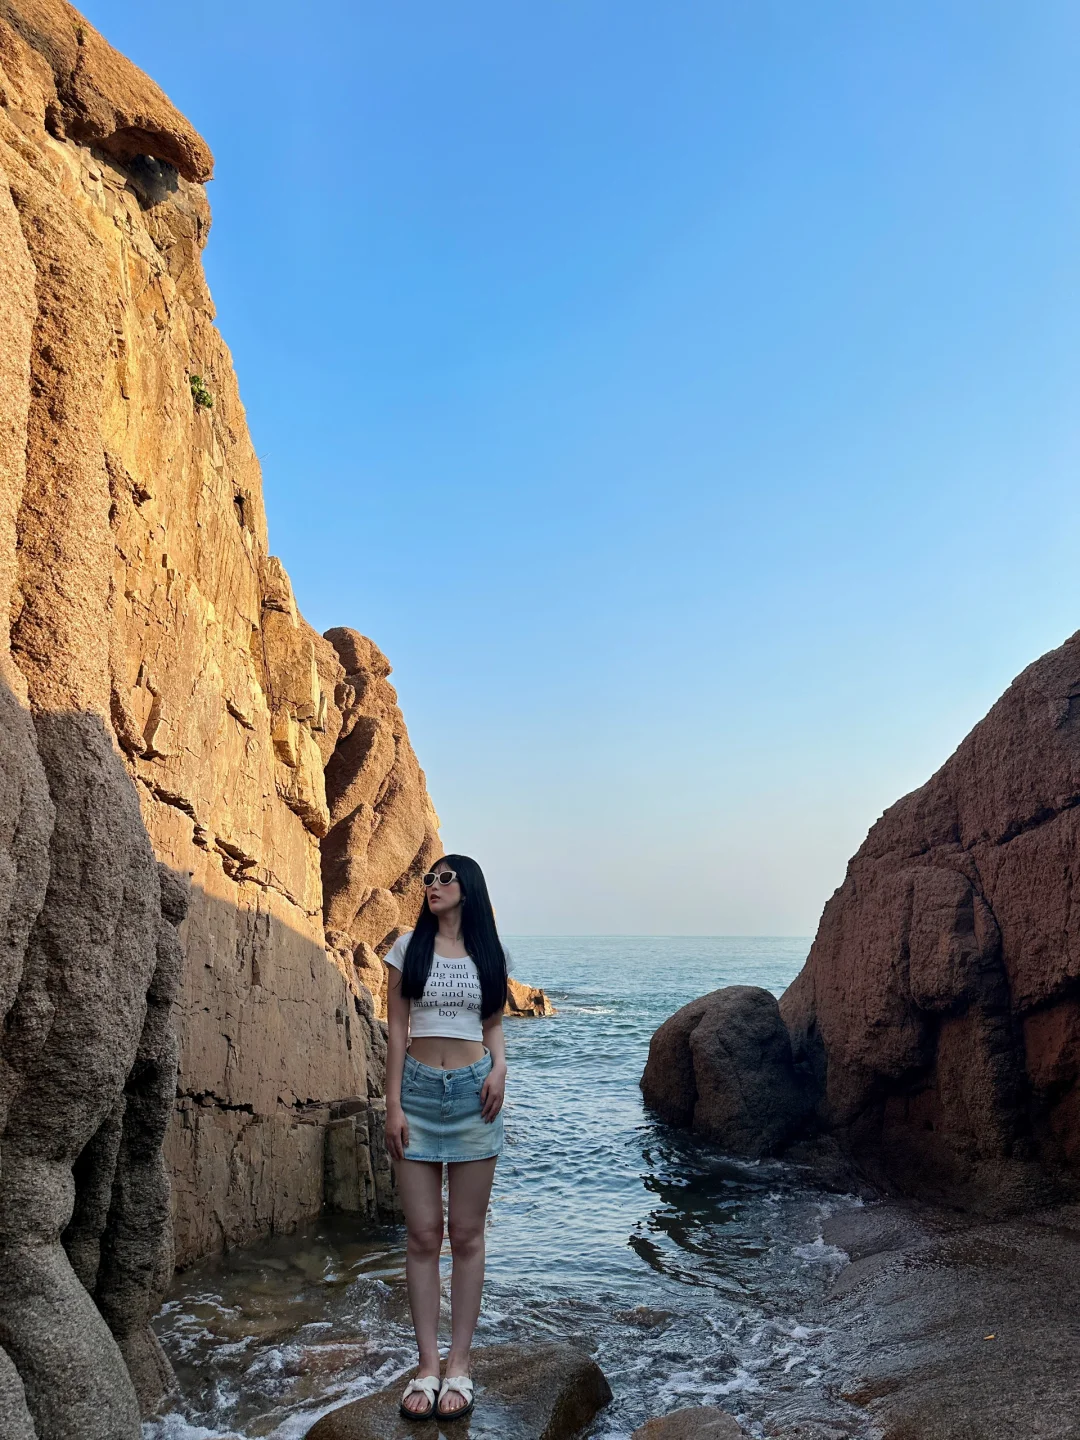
(422, 869, 457, 887)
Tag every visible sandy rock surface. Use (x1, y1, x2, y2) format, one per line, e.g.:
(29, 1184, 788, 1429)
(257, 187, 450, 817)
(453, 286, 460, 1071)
(305, 1343, 613, 1440)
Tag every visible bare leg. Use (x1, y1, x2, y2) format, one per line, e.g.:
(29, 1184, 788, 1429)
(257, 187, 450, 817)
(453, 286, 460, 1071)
(441, 1157, 497, 1413)
(395, 1159, 445, 1413)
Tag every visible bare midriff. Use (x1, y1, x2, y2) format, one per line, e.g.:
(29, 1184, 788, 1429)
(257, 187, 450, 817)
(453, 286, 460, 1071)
(407, 1036, 486, 1070)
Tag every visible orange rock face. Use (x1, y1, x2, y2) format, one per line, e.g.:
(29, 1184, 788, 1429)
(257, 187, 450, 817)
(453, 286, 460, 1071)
(0, 1, 439, 1432)
(321, 627, 442, 966)
(505, 975, 557, 1017)
(782, 630, 1080, 1208)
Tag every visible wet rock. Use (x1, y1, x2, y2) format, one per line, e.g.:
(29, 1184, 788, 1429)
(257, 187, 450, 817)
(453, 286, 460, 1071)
(615, 1305, 675, 1329)
(818, 1201, 1080, 1439)
(641, 986, 813, 1156)
(632, 1408, 745, 1439)
(305, 1342, 613, 1439)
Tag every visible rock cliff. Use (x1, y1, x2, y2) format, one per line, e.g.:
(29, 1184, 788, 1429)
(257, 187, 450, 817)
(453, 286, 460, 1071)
(780, 629, 1080, 1208)
(645, 631, 1080, 1211)
(0, 2, 440, 1433)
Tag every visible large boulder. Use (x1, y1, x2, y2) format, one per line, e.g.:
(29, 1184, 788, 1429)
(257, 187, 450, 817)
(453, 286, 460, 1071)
(781, 628, 1080, 1208)
(641, 986, 813, 1156)
(305, 1343, 612, 1440)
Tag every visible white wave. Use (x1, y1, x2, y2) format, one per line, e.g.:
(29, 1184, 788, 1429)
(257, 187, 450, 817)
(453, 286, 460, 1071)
(794, 1236, 847, 1266)
(143, 1419, 234, 1440)
(661, 1366, 759, 1400)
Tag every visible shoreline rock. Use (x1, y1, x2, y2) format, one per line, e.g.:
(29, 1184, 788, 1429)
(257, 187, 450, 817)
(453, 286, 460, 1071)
(505, 975, 556, 1017)
(0, 1, 443, 1431)
(643, 629, 1080, 1212)
(816, 1199, 1080, 1439)
(780, 629, 1080, 1210)
(304, 1343, 612, 1439)
(641, 986, 812, 1157)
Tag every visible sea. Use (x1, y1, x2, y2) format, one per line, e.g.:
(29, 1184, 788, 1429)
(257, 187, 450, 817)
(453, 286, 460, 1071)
(144, 937, 873, 1440)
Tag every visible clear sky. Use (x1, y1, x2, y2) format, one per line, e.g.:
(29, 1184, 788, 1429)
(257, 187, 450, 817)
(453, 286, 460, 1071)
(84, 1, 1080, 935)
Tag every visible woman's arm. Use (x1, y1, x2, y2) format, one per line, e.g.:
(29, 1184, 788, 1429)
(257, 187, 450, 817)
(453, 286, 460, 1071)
(385, 964, 410, 1160)
(480, 1012, 506, 1123)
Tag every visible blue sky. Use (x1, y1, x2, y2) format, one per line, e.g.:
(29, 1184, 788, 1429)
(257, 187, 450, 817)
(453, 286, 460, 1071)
(86, 1, 1080, 934)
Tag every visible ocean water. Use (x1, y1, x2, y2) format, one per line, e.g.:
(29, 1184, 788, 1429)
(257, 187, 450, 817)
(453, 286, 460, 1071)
(146, 938, 872, 1440)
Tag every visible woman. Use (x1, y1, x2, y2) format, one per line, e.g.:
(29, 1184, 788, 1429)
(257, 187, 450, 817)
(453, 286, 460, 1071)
(384, 853, 508, 1422)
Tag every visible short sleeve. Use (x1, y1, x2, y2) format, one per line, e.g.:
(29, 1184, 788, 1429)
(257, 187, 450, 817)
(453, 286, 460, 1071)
(384, 932, 411, 971)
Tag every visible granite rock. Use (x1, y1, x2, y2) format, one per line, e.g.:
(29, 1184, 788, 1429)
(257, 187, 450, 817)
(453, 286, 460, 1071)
(321, 627, 441, 955)
(0, 1347, 36, 1440)
(781, 629, 1080, 1207)
(641, 986, 813, 1157)
(305, 1343, 613, 1440)
(0, 4, 440, 1433)
(632, 1408, 745, 1439)
(505, 975, 556, 1017)
(646, 632, 1080, 1209)
(820, 1201, 1080, 1439)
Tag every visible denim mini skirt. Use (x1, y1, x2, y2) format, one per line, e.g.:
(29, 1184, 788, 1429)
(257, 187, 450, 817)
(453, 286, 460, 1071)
(401, 1050, 503, 1163)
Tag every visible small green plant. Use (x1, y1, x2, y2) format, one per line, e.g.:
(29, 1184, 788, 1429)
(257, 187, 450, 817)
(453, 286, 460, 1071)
(189, 374, 213, 410)
(74, 22, 86, 43)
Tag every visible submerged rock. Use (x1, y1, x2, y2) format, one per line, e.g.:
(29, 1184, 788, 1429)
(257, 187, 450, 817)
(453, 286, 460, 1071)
(305, 1342, 612, 1439)
(632, 1408, 745, 1438)
(641, 986, 813, 1156)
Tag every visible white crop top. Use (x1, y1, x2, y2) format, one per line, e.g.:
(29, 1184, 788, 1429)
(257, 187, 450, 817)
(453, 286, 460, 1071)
(384, 932, 484, 1041)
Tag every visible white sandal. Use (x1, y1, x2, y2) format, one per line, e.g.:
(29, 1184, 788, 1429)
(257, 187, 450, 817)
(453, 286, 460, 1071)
(436, 1375, 475, 1419)
(399, 1374, 440, 1420)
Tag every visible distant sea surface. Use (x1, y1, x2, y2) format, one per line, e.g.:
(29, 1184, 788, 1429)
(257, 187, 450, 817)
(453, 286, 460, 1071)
(147, 938, 873, 1440)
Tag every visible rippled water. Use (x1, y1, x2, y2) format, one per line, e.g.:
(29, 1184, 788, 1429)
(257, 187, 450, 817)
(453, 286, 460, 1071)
(147, 938, 873, 1440)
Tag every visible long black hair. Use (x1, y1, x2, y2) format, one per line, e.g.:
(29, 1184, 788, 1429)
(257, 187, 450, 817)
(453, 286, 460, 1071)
(401, 854, 508, 1019)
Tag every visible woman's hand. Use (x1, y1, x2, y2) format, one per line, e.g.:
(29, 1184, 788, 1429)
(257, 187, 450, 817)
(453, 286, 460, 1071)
(385, 1100, 409, 1161)
(480, 1065, 505, 1123)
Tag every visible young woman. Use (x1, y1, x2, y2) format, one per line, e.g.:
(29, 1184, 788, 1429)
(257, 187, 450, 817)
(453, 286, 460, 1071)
(384, 853, 508, 1422)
